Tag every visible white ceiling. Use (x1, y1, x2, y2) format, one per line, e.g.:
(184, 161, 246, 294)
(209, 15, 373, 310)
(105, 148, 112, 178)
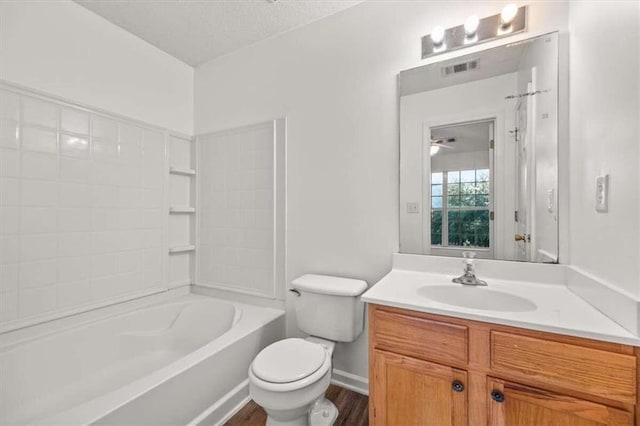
(399, 41, 527, 97)
(74, 0, 364, 67)
(431, 121, 492, 154)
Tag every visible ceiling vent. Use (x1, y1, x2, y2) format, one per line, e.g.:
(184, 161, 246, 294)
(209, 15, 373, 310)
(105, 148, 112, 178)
(442, 60, 478, 76)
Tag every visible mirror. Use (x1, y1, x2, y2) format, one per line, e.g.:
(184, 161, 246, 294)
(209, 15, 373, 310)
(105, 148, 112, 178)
(399, 33, 559, 262)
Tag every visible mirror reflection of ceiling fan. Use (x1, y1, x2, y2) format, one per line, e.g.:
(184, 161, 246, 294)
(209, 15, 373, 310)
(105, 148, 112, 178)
(430, 137, 456, 155)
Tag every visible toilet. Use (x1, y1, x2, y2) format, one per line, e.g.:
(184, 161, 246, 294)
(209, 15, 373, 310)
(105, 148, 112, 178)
(248, 274, 368, 426)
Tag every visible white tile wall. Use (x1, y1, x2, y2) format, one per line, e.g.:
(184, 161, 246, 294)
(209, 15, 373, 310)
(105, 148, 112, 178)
(0, 88, 167, 327)
(197, 123, 275, 298)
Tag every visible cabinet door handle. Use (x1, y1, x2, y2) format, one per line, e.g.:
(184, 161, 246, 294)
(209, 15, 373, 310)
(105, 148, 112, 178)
(491, 390, 505, 403)
(452, 380, 465, 392)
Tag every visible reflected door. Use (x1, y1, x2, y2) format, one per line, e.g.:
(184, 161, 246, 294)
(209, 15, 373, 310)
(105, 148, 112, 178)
(426, 120, 494, 258)
(514, 83, 532, 261)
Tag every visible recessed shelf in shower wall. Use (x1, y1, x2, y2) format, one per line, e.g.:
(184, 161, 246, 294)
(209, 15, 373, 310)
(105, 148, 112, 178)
(169, 206, 195, 214)
(168, 133, 196, 290)
(169, 166, 196, 176)
(168, 245, 195, 254)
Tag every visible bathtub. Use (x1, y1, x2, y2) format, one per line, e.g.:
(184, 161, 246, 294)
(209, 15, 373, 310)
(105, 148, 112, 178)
(0, 293, 285, 425)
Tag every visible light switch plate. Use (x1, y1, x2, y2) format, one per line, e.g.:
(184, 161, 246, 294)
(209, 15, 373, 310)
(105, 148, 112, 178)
(595, 175, 609, 212)
(406, 202, 420, 214)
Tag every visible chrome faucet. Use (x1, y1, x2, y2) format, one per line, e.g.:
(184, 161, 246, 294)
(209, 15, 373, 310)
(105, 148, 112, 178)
(452, 251, 487, 286)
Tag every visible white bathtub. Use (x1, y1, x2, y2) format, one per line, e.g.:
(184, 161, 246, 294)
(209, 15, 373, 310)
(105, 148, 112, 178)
(0, 293, 284, 425)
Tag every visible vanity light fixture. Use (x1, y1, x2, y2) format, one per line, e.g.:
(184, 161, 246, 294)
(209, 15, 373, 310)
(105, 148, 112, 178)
(422, 4, 527, 59)
(501, 3, 519, 27)
(464, 15, 480, 38)
(431, 26, 446, 46)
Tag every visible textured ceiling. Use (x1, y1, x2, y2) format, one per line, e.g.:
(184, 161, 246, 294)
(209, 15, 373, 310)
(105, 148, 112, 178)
(74, 0, 364, 66)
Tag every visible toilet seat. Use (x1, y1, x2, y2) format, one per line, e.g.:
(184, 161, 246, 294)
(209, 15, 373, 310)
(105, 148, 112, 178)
(252, 338, 326, 384)
(249, 338, 332, 392)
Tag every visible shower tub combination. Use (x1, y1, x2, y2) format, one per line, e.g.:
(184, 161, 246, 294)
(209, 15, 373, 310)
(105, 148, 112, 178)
(0, 293, 284, 425)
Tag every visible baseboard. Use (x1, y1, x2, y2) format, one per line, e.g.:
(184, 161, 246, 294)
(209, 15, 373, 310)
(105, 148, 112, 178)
(189, 379, 251, 426)
(331, 368, 369, 396)
(567, 266, 640, 336)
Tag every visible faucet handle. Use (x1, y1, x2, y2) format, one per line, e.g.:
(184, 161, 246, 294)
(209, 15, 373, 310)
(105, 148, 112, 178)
(462, 251, 477, 260)
(462, 251, 476, 274)
(452, 251, 487, 285)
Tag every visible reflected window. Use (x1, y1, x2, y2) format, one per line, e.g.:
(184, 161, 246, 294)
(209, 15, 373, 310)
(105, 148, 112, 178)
(431, 169, 490, 248)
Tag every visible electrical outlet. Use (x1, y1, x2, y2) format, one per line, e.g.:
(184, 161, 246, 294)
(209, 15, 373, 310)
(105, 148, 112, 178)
(406, 202, 420, 214)
(595, 175, 608, 212)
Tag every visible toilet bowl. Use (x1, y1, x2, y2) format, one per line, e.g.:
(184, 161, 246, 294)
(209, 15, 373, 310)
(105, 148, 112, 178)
(248, 337, 336, 426)
(248, 274, 368, 426)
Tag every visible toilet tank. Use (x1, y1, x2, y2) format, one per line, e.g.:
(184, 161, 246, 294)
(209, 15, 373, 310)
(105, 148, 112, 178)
(291, 274, 368, 342)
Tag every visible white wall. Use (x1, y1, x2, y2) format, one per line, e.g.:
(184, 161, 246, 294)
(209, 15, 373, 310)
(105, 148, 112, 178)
(400, 73, 518, 259)
(194, 1, 569, 379)
(0, 0, 193, 135)
(569, 1, 640, 297)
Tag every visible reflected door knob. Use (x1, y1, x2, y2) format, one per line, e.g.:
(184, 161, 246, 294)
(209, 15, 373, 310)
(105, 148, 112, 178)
(514, 233, 529, 242)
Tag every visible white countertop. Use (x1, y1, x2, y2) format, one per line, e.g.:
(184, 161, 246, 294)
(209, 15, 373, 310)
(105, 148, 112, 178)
(362, 269, 640, 346)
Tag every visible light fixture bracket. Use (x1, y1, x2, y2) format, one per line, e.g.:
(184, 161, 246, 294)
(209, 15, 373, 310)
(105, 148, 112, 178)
(422, 6, 527, 59)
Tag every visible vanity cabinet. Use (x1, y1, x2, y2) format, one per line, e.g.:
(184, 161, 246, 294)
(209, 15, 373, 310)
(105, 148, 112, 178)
(371, 350, 468, 426)
(487, 378, 634, 425)
(369, 305, 638, 425)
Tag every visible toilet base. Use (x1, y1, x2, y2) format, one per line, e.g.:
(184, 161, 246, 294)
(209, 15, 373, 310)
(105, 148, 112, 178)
(263, 397, 337, 426)
(309, 398, 337, 426)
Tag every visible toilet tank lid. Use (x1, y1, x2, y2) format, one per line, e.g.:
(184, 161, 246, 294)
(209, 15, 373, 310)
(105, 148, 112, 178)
(291, 274, 368, 296)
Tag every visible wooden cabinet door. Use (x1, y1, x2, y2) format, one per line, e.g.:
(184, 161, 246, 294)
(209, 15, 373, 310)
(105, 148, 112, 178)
(370, 349, 468, 426)
(487, 378, 633, 426)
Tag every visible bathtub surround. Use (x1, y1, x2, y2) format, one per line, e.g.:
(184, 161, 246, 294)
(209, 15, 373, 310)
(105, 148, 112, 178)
(0, 85, 170, 330)
(168, 134, 196, 287)
(197, 119, 286, 300)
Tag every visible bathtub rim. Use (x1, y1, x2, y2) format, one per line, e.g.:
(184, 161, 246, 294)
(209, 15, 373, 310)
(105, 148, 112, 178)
(0, 286, 192, 350)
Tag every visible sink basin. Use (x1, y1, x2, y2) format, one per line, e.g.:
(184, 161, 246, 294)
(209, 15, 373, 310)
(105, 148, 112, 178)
(417, 285, 537, 312)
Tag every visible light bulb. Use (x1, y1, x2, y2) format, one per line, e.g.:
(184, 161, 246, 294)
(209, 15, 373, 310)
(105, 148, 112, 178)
(430, 145, 440, 156)
(501, 3, 518, 27)
(464, 15, 479, 37)
(431, 26, 445, 46)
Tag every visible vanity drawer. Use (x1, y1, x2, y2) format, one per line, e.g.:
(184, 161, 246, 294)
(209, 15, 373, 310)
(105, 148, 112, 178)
(490, 331, 637, 404)
(373, 309, 468, 365)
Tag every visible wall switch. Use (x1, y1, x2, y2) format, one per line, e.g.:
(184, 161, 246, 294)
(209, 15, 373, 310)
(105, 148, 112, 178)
(406, 202, 420, 214)
(595, 175, 609, 212)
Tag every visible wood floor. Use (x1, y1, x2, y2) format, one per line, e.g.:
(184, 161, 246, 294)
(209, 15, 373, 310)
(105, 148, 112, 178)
(224, 385, 369, 426)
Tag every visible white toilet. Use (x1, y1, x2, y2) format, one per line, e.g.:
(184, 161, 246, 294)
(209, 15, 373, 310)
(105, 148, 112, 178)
(248, 274, 368, 426)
